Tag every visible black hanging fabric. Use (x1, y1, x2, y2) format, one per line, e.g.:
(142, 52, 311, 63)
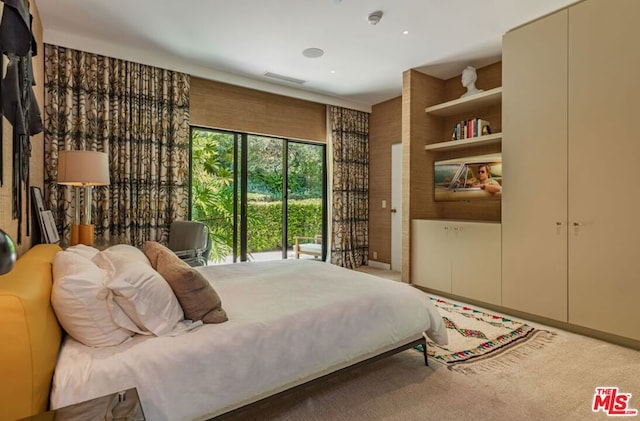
(0, 0, 43, 244)
(0, 75, 3, 187)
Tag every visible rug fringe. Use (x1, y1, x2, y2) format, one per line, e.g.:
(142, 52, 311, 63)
(448, 330, 557, 375)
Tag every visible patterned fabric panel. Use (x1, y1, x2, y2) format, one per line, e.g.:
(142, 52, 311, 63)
(43, 45, 190, 247)
(329, 105, 369, 269)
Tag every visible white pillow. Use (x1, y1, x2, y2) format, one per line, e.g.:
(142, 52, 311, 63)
(101, 244, 151, 267)
(51, 251, 136, 347)
(64, 244, 100, 260)
(92, 250, 184, 336)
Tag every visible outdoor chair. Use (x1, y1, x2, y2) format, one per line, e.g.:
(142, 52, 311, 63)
(168, 220, 212, 266)
(293, 235, 322, 259)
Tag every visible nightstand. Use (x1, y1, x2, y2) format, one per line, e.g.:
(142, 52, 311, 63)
(18, 388, 146, 420)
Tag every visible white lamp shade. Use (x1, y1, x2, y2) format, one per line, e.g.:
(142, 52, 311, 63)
(58, 150, 110, 186)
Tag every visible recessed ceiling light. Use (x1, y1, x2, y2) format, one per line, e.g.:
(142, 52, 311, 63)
(330, 70, 336, 74)
(403, 30, 409, 35)
(302, 48, 324, 58)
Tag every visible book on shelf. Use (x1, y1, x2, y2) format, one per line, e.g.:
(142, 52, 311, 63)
(452, 118, 491, 141)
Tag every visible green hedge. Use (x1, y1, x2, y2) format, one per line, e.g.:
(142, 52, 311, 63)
(247, 198, 322, 252)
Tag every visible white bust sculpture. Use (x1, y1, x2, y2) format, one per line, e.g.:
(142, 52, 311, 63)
(460, 66, 483, 98)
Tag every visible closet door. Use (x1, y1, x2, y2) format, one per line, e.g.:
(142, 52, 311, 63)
(451, 222, 501, 306)
(501, 10, 568, 321)
(568, 0, 640, 341)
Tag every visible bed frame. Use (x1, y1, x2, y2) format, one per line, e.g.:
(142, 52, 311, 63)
(0, 244, 63, 421)
(212, 337, 428, 420)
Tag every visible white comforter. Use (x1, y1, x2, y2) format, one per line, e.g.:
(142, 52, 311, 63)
(51, 260, 447, 421)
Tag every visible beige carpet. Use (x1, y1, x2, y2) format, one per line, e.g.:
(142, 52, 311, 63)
(228, 267, 640, 421)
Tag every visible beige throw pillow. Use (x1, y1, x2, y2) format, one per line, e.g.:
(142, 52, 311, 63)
(144, 241, 228, 324)
(143, 240, 167, 269)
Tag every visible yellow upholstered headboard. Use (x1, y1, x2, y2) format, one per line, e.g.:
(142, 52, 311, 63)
(0, 244, 62, 421)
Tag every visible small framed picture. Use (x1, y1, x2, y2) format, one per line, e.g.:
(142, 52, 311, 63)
(31, 187, 58, 244)
(41, 210, 60, 244)
(31, 186, 46, 212)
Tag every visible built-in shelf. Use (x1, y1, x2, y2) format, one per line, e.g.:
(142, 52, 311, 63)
(425, 87, 502, 117)
(424, 133, 502, 152)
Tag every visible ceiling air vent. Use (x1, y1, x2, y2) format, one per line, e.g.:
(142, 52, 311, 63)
(263, 72, 306, 85)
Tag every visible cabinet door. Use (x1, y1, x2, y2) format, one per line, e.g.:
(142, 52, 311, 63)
(451, 222, 501, 305)
(411, 220, 451, 292)
(568, 0, 640, 341)
(502, 10, 569, 321)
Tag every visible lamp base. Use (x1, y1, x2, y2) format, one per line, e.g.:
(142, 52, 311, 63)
(70, 224, 80, 246)
(78, 224, 95, 246)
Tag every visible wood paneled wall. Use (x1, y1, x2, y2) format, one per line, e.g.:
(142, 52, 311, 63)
(369, 96, 401, 264)
(402, 70, 444, 281)
(0, 0, 44, 256)
(190, 77, 327, 143)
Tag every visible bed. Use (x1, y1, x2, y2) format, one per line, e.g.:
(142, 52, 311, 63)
(0, 243, 447, 421)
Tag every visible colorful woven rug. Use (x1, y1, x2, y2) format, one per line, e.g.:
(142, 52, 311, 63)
(422, 296, 556, 374)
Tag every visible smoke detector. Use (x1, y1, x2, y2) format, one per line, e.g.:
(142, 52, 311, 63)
(368, 10, 383, 25)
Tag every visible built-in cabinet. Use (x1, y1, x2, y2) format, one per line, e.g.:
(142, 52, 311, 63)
(412, 220, 501, 306)
(406, 62, 502, 299)
(404, 0, 639, 345)
(502, 0, 640, 342)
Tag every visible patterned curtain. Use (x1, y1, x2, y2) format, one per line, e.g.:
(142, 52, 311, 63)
(329, 106, 369, 268)
(43, 45, 190, 247)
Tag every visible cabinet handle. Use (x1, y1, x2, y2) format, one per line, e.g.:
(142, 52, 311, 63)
(572, 221, 581, 235)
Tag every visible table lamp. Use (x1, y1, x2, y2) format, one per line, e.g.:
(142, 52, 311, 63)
(57, 150, 110, 246)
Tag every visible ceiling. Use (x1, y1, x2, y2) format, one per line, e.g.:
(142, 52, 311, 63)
(37, 0, 580, 112)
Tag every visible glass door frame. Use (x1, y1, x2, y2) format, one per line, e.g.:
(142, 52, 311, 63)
(282, 139, 328, 261)
(189, 127, 327, 262)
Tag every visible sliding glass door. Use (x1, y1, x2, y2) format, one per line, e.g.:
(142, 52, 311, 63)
(246, 135, 284, 259)
(286, 142, 325, 259)
(190, 130, 239, 263)
(190, 128, 325, 263)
